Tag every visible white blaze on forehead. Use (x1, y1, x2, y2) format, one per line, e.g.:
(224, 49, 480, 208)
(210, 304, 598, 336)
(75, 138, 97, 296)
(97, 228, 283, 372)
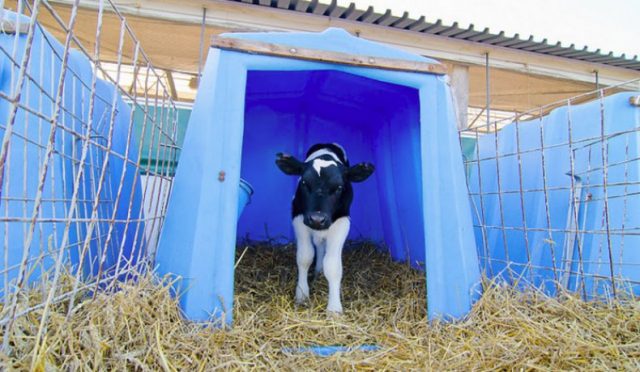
(312, 158, 337, 176)
(331, 143, 348, 162)
(305, 149, 342, 164)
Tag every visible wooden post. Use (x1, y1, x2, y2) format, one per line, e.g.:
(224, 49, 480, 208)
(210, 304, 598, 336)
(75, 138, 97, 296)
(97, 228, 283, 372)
(165, 70, 178, 100)
(485, 53, 491, 131)
(450, 64, 469, 130)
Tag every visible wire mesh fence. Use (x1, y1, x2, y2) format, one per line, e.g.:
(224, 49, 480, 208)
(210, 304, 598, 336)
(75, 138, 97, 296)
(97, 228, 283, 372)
(0, 0, 180, 352)
(461, 79, 640, 301)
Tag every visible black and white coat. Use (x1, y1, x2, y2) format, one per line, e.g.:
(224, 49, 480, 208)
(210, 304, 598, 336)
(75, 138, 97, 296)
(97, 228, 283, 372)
(276, 143, 374, 313)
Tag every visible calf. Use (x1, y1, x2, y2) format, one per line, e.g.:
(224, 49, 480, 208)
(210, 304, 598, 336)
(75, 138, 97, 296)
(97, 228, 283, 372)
(275, 143, 374, 313)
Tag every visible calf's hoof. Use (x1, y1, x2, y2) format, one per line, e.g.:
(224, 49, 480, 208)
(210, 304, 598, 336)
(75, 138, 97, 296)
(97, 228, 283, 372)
(326, 304, 343, 315)
(295, 298, 310, 308)
(295, 292, 310, 307)
(326, 310, 343, 320)
(313, 271, 324, 282)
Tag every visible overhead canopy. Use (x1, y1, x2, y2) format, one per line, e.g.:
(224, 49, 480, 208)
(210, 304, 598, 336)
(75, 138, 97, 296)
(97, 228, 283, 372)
(5, 0, 638, 115)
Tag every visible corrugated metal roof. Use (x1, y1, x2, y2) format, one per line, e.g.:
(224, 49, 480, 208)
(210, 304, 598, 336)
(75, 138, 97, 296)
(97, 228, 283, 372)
(228, 0, 640, 71)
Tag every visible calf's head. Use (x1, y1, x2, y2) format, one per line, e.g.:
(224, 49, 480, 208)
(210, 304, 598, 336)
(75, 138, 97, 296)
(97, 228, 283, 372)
(276, 144, 374, 230)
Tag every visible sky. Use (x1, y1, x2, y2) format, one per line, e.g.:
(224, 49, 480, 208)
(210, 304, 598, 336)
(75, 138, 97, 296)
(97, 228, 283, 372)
(341, 0, 640, 58)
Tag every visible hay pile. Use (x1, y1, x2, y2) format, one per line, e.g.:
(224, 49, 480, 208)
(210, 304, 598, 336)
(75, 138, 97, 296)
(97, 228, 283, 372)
(1, 241, 639, 370)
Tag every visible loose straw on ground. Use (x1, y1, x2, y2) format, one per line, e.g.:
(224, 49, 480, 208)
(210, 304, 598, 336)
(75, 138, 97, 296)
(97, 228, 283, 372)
(1, 241, 639, 370)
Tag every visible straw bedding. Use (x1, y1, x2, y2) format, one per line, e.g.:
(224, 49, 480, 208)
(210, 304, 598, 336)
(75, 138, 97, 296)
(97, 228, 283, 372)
(1, 241, 639, 370)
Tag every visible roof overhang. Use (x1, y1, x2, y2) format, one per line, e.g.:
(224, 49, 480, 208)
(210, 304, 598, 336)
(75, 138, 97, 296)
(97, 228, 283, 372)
(7, 0, 639, 111)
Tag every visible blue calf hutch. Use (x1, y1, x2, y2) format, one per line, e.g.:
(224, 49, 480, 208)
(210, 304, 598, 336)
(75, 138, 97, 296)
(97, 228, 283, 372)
(155, 28, 481, 324)
(469, 92, 640, 298)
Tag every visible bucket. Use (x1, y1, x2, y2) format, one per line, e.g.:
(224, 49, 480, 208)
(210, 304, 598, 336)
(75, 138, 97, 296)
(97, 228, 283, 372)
(237, 179, 254, 219)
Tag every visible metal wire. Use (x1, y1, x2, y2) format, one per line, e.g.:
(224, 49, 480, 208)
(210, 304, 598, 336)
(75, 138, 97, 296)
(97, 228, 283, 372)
(0, 0, 181, 356)
(462, 79, 640, 302)
(565, 99, 588, 298)
(513, 115, 532, 281)
(491, 112, 513, 284)
(597, 89, 617, 297)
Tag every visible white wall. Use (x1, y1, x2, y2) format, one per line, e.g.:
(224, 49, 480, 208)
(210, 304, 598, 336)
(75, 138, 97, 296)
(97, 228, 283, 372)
(140, 175, 173, 258)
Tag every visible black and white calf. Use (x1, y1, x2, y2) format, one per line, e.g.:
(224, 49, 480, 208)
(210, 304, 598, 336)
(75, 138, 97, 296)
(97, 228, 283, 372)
(276, 143, 374, 313)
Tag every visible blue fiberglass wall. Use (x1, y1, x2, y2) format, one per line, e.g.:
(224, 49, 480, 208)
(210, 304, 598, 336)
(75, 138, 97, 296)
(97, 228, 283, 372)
(239, 70, 423, 264)
(469, 92, 640, 298)
(156, 28, 481, 325)
(0, 11, 145, 293)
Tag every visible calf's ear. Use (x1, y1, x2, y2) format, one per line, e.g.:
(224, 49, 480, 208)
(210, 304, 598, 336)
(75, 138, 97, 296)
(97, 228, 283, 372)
(276, 153, 304, 175)
(347, 162, 375, 182)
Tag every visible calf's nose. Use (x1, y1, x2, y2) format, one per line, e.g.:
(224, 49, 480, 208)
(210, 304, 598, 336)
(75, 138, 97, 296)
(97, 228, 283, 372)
(309, 212, 327, 226)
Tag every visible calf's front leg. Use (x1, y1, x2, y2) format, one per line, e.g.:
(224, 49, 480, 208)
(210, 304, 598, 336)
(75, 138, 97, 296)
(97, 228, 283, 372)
(323, 217, 350, 314)
(293, 215, 314, 304)
(314, 240, 325, 280)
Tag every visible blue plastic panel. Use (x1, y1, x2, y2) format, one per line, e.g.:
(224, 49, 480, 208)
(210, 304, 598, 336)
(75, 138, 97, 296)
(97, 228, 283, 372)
(282, 344, 380, 356)
(156, 28, 481, 324)
(239, 70, 420, 260)
(469, 92, 640, 297)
